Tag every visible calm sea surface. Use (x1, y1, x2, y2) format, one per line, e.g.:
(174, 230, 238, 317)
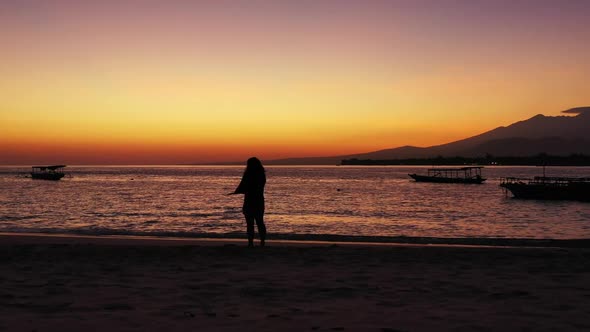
(1, 166, 589, 239)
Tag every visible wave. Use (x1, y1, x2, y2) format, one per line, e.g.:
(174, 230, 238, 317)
(86, 211, 219, 218)
(0, 227, 588, 248)
(0, 215, 39, 221)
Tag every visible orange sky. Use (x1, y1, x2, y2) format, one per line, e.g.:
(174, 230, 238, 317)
(1, 1, 589, 164)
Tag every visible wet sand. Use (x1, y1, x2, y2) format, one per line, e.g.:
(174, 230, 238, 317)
(1, 233, 589, 331)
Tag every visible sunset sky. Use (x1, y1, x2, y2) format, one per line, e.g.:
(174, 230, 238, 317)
(1, 0, 589, 164)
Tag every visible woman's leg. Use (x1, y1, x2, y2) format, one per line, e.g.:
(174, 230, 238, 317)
(245, 215, 255, 247)
(255, 212, 266, 246)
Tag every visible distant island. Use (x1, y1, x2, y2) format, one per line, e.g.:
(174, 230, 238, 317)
(263, 106, 590, 165)
(341, 154, 590, 166)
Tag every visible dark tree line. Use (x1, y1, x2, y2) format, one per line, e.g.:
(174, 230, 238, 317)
(341, 154, 590, 166)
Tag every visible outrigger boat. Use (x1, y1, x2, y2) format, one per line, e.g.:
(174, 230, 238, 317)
(409, 167, 486, 184)
(500, 177, 590, 202)
(31, 165, 66, 181)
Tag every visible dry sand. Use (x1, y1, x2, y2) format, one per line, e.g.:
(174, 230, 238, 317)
(1, 233, 589, 332)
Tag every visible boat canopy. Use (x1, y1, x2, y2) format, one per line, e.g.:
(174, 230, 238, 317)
(426, 166, 484, 171)
(426, 166, 483, 178)
(503, 176, 590, 184)
(32, 165, 67, 171)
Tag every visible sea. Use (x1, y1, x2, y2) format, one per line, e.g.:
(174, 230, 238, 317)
(1, 166, 589, 240)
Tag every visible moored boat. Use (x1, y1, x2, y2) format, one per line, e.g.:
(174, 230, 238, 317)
(31, 165, 66, 181)
(500, 177, 590, 201)
(409, 167, 486, 184)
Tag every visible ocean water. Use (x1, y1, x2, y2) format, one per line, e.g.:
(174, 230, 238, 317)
(0, 166, 589, 240)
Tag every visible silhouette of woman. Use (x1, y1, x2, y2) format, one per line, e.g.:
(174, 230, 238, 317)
(232, 157, 266, 247)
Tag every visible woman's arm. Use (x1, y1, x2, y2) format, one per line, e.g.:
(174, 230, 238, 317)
(233, 174, 249, 194)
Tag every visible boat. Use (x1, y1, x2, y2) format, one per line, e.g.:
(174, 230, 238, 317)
(500, 176, 590, 201)
(408, 167, 486, 184)
(31, 165, 66, 181)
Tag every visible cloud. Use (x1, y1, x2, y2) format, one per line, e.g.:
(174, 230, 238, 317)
(562, 106, 590, 115)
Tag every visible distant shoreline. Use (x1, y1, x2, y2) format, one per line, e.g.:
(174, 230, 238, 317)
(340, 154, 590, 166)
(2, 160, 590, 167)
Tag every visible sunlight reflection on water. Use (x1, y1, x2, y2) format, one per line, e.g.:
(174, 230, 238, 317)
(0, 166, 589, 239)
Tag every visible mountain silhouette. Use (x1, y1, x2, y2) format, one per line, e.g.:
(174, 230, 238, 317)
(266, 107, 590, 165)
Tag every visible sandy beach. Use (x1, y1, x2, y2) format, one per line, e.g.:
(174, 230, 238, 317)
(1, 233, 589, 332)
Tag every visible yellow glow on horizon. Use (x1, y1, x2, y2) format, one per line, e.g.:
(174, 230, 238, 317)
(2, 58, 588, 163)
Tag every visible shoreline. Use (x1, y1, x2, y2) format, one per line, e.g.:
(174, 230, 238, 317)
(1, 231, 589, 248)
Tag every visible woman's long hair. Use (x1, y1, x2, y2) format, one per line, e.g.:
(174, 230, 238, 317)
(244, 157, 265, 181)
(245, 157, 265, 173)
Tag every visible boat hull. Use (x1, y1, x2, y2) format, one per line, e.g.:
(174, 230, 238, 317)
(501, 182, 590, 202)
(409, 174, 486, 184)
(31, 173, 65, 181)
